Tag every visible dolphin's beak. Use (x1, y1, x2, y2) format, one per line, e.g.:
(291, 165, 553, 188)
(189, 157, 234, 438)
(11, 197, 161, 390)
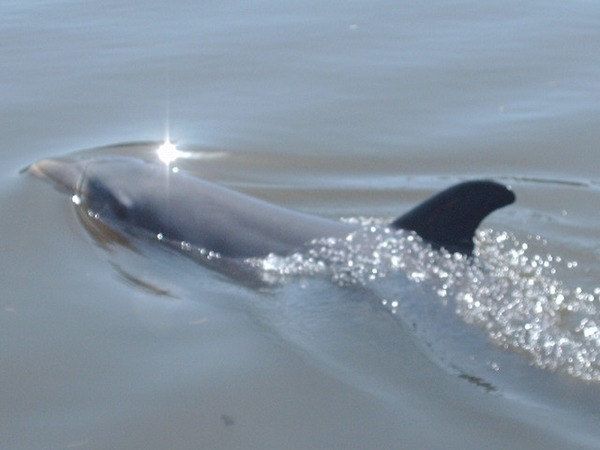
(24, 158, 84, 194)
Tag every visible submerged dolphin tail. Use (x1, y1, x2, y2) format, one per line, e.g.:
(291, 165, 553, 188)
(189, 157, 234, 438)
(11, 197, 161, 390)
(391, 180, 515, 255)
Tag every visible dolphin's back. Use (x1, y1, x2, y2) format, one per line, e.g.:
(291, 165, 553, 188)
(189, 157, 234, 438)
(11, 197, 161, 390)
(81, 158, 356, 258)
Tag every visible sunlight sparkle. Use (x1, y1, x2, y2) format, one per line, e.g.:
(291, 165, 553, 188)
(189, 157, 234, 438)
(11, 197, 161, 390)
(157, 140, 184, 165)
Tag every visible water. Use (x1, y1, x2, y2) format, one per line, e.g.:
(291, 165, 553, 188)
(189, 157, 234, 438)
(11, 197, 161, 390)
(2, 1, 600, 449)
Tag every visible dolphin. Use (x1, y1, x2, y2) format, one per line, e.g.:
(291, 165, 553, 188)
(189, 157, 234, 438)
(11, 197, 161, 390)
(25, 154, 515, 258)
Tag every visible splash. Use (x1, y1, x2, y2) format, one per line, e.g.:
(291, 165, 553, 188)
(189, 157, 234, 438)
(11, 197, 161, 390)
(250, 223, 600, 382)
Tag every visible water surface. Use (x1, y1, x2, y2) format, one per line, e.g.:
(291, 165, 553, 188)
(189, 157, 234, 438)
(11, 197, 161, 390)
(2, 1, 600, 449)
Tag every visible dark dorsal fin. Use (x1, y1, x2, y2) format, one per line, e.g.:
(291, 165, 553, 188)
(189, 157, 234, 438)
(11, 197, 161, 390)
(391, 180, 515, 255)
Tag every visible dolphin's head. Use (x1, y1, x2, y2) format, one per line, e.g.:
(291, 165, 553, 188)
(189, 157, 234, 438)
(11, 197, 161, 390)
(26, 157, 161, 229)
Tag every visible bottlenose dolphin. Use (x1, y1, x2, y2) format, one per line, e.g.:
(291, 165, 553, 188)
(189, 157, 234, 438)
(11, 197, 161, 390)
(26, 155, 515, 258)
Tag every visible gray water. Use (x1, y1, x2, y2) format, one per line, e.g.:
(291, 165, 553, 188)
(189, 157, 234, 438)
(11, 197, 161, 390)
(2, 1, 600, 449)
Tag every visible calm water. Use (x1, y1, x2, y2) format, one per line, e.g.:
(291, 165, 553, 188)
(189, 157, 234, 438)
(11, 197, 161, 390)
(2, 1, 600, 449)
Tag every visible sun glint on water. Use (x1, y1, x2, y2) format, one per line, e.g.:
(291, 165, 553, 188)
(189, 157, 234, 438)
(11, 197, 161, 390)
(156, 139, 184, 165)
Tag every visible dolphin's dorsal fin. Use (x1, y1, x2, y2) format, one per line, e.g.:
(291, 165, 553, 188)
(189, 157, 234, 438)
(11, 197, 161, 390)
(391, 180, 515, 255)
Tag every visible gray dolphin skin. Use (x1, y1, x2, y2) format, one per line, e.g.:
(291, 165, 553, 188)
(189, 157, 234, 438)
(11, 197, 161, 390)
(26, 155, 515, 257)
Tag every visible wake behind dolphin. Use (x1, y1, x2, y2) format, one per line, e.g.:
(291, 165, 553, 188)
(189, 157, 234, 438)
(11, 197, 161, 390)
(26, 153, 514, 261)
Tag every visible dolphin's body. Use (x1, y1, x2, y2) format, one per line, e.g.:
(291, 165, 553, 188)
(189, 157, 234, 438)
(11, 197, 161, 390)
(26, 155, 515, 258)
